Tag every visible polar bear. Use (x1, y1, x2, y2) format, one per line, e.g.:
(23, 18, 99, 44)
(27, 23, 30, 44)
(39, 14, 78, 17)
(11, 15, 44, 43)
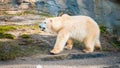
(39, 14, 102, 54)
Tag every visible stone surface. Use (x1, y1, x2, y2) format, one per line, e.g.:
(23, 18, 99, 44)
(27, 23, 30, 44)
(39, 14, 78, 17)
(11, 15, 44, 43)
(34, 0, 120, 39)
(5, 10, 22, 14)
(0, 52, 120, 68)
(0, 14, 42, 25)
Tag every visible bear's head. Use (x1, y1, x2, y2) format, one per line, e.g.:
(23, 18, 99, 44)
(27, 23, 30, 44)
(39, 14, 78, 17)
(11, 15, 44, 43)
(39, 14, 70, 34)
(39, 17, 63, 34)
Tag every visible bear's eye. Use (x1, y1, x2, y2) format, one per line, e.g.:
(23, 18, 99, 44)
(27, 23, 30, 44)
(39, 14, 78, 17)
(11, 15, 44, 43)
(44, 22, 46, 24)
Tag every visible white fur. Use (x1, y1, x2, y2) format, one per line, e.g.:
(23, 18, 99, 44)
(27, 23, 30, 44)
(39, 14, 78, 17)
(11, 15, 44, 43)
(41, 14, 101, 54)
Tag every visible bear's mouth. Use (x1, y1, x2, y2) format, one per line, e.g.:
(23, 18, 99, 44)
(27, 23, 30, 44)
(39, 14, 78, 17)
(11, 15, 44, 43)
(41, 28, 46, 31)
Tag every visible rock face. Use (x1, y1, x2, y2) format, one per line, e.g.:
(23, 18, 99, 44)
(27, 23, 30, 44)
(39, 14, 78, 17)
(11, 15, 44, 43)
(35, 0, 120, 38)
(94, 0, 120, 36)
(6, 0, 120, 38)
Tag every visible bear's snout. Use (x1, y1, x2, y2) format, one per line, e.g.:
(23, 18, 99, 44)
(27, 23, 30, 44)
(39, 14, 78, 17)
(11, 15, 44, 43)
(39, 23, 46, 31)
(39, 26, 45, 31)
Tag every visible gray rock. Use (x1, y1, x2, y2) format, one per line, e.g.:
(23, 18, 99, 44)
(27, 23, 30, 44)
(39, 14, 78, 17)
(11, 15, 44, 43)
(46, 0, 60, 16)
(35, 0, 120, 37)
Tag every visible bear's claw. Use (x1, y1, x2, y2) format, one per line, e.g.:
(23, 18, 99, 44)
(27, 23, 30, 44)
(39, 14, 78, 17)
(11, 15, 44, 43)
(83, 49, 93, 53)
(50, 50, 61, 55)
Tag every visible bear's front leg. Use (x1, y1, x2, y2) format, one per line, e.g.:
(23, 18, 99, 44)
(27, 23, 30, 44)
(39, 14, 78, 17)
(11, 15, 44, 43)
(50, 30, 70, 54)
(65, 38, 73, 50)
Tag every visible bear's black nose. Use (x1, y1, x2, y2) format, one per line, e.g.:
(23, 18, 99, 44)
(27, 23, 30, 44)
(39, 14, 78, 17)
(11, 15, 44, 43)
(41, 27, 45, 31)
(39, 25, 45, 31)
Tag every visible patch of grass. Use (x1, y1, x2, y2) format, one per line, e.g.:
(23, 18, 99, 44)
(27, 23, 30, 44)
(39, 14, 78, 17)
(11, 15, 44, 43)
(102, 48, 112, 52)
(111, 41, 120, 49)
(0, 25, 39, 31)
(16, 11, 37, 16)
(0, 42, 21, 60)
(23, 11, 36, 15)
(15, 25, 39, 29)
(0, 25, 16, 39)
(0, 33, 15, 39)
(39, 13, 52, 17)
(4, 10, 35, 16)
(5, 10, 52, 17)
(99, 24, 108, 34)
(2, 10, 37, 16)
(30, 25, 40, 29)
(0, 25, 40, 39)
(0, 40, 50, 61)
(20, 34, 31, 39)
(0, 24, 50, 60)
(0, 25, 16, 33)
(0, 10, 8, 15)
(1, 10, 52, 18)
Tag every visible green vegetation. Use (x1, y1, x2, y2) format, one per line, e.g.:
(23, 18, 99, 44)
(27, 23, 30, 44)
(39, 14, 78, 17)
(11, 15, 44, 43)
(21, 11, 36, 15)
(0, 10, 7, 15)
(20, 34, 31, 39)
(0, 24, 50, 60)
(20, 10, 52, 17)
(99, 24, 120, 50)
(0, 25, 16, 33)
(39, 13, 52, 17)
(0, 41, 50, 61)
(99, 24, 108, 34)
(2, 10, 33, 16)
(2, 10, 52, 17)
(0, 33, 15, 39)
(0, 25, 16, 39)
(0, 25, 39, 32)
(111, 41, 120, 49)
(17, 25, 39, 29)
(0, 42, 21, 60)
(0, 25, 40, 39)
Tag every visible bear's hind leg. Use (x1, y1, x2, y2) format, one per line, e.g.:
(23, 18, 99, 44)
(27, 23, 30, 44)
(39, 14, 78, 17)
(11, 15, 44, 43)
(65, 38, 73, 50)
(95, 39, 102, 51)
(83, 38, 95, 53)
